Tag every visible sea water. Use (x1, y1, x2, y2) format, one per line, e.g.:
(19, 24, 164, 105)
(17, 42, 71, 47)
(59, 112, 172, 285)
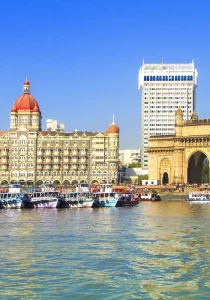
(0, 202, 210, 299)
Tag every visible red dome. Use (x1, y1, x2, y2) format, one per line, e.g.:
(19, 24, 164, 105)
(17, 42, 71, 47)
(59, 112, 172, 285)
(24, 80, 30, 85)
(14, 93, 40, 112)
(11, 105, 17, 112)
(107, 123, 119, 134)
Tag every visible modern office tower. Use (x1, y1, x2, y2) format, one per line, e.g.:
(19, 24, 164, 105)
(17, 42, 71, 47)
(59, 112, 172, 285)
(138, 60, 198, 170)
(119, 149, 141, 166)
(46, 119, 66, 132)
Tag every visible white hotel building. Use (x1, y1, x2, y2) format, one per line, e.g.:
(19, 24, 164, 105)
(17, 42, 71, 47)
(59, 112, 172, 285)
(138, 60, 198, 170)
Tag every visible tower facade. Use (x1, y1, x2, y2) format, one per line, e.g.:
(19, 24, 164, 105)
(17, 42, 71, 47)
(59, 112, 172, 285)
(138, 60, 198, 170)
(10, 78, 42, 131)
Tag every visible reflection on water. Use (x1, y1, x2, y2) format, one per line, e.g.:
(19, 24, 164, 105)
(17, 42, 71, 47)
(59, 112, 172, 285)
(1, 202, 210, 299)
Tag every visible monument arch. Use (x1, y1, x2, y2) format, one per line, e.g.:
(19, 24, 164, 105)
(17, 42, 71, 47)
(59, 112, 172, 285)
(148, 109, 210, 185)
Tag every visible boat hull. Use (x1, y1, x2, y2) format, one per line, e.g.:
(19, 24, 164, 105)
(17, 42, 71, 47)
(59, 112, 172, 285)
(116, 199, 139, 207)
(67, 200, 94, 208)
(0, 199, 22, 209)
(92, 199, 117, 207)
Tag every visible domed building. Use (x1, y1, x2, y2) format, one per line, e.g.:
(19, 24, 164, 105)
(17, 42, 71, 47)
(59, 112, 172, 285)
(10, 79, 42, 131)
(0, 79, 120, 186)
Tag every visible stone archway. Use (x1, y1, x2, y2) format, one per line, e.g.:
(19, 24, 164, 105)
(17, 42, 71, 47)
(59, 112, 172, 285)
(162, 172, 169, 185)
(188, 151, 209, 184)
(36, 180, 43, 186)
(160, 158, 171, 184)
(63, 180, 70, 187)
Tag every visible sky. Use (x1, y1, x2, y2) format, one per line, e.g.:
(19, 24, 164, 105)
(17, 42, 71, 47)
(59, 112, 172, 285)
(0, 0, 210, 149)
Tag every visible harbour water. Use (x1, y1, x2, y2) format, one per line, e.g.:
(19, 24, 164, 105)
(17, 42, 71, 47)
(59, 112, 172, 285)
(1, 202, 210, 299)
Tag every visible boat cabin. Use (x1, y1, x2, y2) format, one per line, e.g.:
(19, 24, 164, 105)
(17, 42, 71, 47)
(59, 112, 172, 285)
(75, 183, 90, 193)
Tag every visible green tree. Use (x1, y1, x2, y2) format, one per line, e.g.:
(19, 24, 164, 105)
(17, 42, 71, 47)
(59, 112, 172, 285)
(202, 162, 209, 183)
(137, 175, 148, 184)
(127, 162, 141, 168)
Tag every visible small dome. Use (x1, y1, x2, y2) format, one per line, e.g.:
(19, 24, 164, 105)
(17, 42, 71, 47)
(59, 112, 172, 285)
(106, 115, 119, 134)
(24, 79, 30, 85)
(191, 111, 198, 121)
(11, 104, 17, 112)
(107, 123, 119, 134)
(11, 79, 41, 114)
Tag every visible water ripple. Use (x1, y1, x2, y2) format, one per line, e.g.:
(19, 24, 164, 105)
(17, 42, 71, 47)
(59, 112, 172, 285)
(1, 202, 210, 299)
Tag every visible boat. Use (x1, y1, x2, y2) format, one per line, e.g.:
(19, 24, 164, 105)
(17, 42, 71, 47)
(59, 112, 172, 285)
(21, 184, 67, 208)
(186, 191, 210, 203)
(75, 183, 90, 193)
(92, 192, 118, 207)
(0, 184, 23, 209)
(62, 191, 94, 208)
(115, 194, 139, 207)
(139, 192, 161, 201)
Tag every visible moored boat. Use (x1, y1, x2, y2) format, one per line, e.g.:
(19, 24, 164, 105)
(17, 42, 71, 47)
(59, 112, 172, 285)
(116, 194, 139, 207)
(62, 192, 94, 208)
(92, 192, 118, 208)
(21, 184, 66, 208)
(0, 184, 23, 209)
(186, 191, 210, 203)
(139, 192, 161, 201)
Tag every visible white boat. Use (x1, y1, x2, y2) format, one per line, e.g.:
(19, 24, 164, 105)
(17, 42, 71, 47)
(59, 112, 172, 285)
(75, 183, 90, 193)
(92, 192, 118, 207)
(186, 191, 210, 203)
(140, 192, 161, 201)
(91, 184, 113, 193)
(62, 192, 94, 208)
(21, 184, 66, 208)
(0, 184, 23, 209)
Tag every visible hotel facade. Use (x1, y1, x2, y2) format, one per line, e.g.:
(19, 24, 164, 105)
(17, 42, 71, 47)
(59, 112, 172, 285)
(138, 60, 198, 170)
(0, 79, 120, 186)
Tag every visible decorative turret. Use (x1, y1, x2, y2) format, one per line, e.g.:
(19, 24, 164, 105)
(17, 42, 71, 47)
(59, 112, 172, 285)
(106, 114, 119, 134)
(10, 78, 42, 131)
(175, 107, 183, 137)
(191, 111, 198, 121)
(23, 77, 30, 94)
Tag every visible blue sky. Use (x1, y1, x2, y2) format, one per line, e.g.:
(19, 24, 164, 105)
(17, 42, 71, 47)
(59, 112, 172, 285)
(0, 0, 210, 149)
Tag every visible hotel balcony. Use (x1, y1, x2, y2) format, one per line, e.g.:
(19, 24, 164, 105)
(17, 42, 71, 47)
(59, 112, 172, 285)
(64, 151, 70, 156)
(2, 165, 8, 170)
(53, 159, 61, 164)
(72, 165, 78, 170)
(1, 151, 8, 156)
(53, 165, 60, 170)
(37, 152, 43, 157)
(63, 165, 70, 170)
(71, 153, 78, 157)
(44, 165, 52, 170)
(53, 151, 61, 156)
(71, 158, 79, 163)
(45, 159, 52, 164)
(45, 152, 52, 157)
(106, 158, 119, 162)
(37, 165, 43, 170)
(80, 165, 88, 170)
(79, 160, 88, 164)
(80, 151, 88, 156)
(63, 159, 70, 163)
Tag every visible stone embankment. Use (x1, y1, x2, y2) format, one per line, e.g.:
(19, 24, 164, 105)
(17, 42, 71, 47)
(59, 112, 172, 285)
(159, 191, 188, 201)
(136, 185, 203, 201)
(159, 186, 202, 201)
